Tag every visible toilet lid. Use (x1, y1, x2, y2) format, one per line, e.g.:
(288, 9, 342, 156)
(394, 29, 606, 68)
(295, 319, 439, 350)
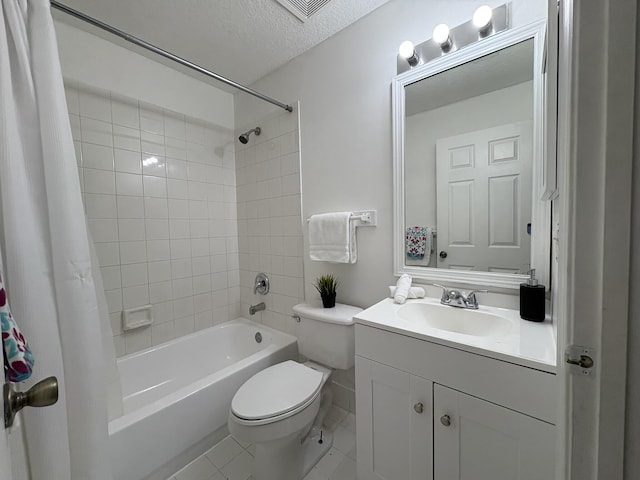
(231, 360, 323, 421)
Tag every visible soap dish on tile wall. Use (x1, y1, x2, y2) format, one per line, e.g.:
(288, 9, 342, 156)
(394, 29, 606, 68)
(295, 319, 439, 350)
(122, 304, 153, 331)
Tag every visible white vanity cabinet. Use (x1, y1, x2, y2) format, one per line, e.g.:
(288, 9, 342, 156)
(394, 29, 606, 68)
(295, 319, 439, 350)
(355, 324, 557, 480)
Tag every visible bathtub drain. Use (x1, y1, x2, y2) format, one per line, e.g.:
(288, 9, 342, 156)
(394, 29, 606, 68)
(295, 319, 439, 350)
(255, 332, 262, 343)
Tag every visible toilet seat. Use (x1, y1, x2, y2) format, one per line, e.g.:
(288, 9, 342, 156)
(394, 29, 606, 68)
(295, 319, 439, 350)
(231, 361, 323, 425)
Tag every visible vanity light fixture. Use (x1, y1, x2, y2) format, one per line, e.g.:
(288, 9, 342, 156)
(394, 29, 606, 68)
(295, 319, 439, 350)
(398, 40, 420, 67)
(395, 3, 509, 75)
(432, 23, 453, 51)
(473, 5, 494, 36)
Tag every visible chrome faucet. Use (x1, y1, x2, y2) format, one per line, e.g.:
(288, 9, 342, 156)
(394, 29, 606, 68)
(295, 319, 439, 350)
(249, 302, 266, 315)
(433, 284, 488, 310)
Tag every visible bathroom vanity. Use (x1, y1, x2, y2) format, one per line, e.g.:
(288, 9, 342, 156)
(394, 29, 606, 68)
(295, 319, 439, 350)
(354, 297, 557, 480)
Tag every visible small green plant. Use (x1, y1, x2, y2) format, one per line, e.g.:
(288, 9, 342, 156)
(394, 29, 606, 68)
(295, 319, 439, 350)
(313, 274, 338, 296)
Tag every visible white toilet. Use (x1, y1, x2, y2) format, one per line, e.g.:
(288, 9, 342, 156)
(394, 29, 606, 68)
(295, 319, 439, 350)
(228, 302, 362, 480)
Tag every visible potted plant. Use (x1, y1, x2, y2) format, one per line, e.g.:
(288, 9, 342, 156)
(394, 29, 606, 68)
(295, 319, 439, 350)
(313, 274, 338, 308)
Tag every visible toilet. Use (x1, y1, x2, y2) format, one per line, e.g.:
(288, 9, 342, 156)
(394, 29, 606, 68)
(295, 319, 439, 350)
(228, 302, 362, 480)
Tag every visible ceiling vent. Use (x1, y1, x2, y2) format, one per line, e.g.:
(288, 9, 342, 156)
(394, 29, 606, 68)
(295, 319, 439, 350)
(275, 0, 333, 22)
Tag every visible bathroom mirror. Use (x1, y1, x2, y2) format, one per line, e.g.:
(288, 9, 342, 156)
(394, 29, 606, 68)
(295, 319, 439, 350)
(393, 21, 552, 289)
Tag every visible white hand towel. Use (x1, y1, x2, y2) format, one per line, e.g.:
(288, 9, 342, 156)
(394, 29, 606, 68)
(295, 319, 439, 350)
(388, 285, 426, 299)
(309, 212, 357, 263)
(394, 274, 412, 304)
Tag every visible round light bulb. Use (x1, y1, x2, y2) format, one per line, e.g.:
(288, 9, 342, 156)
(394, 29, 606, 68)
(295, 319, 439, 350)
(398, 40, 415, 59)
(473, 5, 493, 30)
(432, 24, 451, 46)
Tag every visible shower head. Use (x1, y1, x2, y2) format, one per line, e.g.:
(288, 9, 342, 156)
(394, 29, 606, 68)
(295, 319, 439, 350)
(239, 127, 261, 144)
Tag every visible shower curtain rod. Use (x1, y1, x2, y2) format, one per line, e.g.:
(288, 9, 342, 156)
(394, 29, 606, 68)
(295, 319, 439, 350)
(49, 1, 293, 113)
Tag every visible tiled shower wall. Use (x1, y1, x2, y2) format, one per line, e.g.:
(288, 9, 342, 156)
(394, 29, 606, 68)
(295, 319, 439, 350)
(65, 82, 240, 356)
(235, 110, 304, 336)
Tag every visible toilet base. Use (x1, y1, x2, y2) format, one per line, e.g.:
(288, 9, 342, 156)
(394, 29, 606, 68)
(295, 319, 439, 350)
(251, 426, 333, 480)
(301, 426, 333, 478)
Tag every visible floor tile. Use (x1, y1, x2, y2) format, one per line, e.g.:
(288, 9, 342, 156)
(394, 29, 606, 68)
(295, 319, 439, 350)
(314, 448, 346, 478)
(205, 435, 244, 469)
(304, 468, 329, 480)
(220, 450, 253, 480)
(340, 413, 356, 433)
(332, 426, 356, 455)
(175, 455, 217, 480)
(328, 455, 356, 480)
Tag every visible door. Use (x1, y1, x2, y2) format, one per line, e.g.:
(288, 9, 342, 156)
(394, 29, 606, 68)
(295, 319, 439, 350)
(433, 384, 555, 480)
(436, 122, 532, 273)
(355, 356, 433, 480)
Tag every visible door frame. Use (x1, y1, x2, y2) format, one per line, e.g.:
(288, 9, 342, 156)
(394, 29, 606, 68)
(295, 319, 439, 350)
(556, 1, 636, 479)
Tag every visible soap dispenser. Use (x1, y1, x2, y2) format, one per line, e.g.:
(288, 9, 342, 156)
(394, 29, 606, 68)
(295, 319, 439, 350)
(520, 269, 545, 322)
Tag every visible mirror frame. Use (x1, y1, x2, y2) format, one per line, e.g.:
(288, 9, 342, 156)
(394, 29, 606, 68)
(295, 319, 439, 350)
(392, 20, 551, 289)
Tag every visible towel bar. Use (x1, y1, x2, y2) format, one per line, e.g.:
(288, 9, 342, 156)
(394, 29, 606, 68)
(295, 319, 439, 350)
(306, 210, 377, 227)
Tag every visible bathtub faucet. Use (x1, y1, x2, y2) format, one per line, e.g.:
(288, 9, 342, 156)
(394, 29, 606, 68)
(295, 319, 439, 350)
(249, 302, 266, 315)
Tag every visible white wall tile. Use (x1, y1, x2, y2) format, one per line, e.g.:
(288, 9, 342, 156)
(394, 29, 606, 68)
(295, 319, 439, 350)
(114, 148, 142, 174)
(117, 195, 145, 219)
(81, 117, 113, 146)
(143, 175, 168, 198)
(113, 125, 141, 152)
(119, 241, 147, 264)
(84, 168, 116, 195)
(85, 194, 117, 218)
(82, 143, 114, 170)
(111, 94, 139, 129)
(118, 218, 146, 241)
(116, 172, 143, 196)
(76, 86, 237, 356)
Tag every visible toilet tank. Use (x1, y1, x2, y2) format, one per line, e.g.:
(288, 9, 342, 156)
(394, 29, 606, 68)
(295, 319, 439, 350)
(292, 303, 363, 370)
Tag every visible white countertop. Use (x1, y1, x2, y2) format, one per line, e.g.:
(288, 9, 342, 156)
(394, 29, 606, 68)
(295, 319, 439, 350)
(354, 296, 557, 373)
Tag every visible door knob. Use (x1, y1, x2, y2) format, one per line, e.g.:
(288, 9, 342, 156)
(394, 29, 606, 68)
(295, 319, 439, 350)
(440, 414, 451, 427)
(439, 251, 448, 259)
(413, 402, 424, 414)
(4, 376, 58, 428)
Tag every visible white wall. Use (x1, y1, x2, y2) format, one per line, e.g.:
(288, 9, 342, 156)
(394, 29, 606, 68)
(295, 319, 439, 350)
(235, 0, 547, 309)
(54, 21, 234, 129)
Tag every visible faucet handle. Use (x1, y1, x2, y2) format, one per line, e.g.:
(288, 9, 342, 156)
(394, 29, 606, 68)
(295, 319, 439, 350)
(433, 284, 450, 302)
(463, 289, 488, 309)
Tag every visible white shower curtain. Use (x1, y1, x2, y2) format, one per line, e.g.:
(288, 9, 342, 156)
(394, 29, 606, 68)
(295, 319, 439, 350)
(0, 0, 111, 478)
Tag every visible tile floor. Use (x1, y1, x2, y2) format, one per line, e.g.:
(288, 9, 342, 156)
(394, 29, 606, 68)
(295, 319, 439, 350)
(169, 406, 356, 480)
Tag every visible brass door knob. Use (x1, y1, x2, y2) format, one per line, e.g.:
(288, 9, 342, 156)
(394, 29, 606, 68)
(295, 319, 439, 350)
(4, 376, 58, 428)
(440, 414, 451, 427)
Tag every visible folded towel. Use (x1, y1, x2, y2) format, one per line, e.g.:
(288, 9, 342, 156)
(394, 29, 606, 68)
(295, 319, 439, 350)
(309, 212, 357, 263)
(406, 226, 433, 265)
(1, 272, 34, 382)
(388, 286, 426, 299)
(394, 274, 412, 304)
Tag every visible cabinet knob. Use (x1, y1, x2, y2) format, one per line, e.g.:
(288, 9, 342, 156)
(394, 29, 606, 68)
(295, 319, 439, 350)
(413, 402, 424, 414)
(440, 414, 451, 427)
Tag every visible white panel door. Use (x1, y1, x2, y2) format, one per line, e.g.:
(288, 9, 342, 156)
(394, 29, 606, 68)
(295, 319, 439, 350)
(355, 356, 433, 480)
(436, 122, 532, 272)
(433, 384, 555, 480)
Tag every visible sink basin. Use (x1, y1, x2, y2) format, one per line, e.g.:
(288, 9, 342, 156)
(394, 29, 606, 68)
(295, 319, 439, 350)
(397, 302, 512, 337)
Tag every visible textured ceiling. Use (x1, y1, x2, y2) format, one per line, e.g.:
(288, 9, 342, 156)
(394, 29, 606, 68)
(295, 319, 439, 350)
(53, 0, 390, 89)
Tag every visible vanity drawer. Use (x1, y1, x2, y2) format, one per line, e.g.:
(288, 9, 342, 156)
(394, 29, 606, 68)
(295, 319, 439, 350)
(355, 324, 557, 424)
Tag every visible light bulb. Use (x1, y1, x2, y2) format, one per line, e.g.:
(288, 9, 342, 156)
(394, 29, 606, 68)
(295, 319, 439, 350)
(432, 24, 451, 47)
(398, 40, 415, 59)
(473, 5, 493, 33)
(398, 40, 420, 66)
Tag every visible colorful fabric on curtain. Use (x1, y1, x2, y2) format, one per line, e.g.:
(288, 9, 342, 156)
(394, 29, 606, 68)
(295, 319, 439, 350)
(0, 271, 34, 382)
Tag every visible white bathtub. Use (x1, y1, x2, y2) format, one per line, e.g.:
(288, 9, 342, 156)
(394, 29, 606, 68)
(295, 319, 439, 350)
(109, 318, 298, 480)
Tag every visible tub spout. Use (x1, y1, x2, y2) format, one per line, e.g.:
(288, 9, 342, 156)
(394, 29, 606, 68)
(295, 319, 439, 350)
(249, 302, 265, 315)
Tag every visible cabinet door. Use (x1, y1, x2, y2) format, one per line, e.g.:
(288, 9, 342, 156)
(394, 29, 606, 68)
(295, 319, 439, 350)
(433, 384, 555, 480)
(355, 356, 433, 480)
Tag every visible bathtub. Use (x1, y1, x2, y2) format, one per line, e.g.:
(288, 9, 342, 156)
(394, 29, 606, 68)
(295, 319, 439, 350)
(109, 318, 298, 480)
